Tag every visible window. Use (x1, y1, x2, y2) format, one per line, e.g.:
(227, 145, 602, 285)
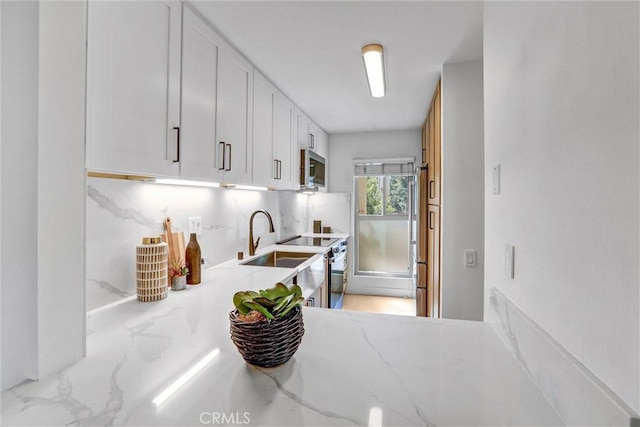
(353, 160, 414, 277)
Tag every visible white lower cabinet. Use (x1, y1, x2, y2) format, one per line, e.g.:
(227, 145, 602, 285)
(86, 0, 182, 177)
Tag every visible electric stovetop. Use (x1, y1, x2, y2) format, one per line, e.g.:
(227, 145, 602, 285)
(276, 235, 338, 247)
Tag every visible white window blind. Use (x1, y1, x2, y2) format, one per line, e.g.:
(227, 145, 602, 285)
(353, 159, 414, 176)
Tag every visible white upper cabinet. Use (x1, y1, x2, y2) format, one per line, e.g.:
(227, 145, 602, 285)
(253, 71, 295, 189)
(217, 44, 253, 185)
(315, 127, 329, 161)
(252, 72, 276, 187)
(297, 110, 314, 150)
(179, 6, 224, 181)
(86, 0, 182, 177)
(274, 92, 295, 189)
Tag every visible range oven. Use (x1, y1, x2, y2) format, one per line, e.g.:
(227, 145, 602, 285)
(328, 240, 347, 309)
(276, 235, 347, 309)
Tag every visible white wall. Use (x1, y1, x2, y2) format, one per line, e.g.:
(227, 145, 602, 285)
(37, 1, 87, 376)
(484, 1, 640, 413)
(329, 130, 421, 193)
(1, 0, 88, 390)
(329, 130, 421, 297)
(1, 0, 39, 389)
(441, 60, 484, 321)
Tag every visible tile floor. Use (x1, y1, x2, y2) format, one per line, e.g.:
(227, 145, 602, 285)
(342, 294, 416, 316)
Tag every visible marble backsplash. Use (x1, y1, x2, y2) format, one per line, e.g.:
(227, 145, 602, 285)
(308, 192, 351, 234)
(86, 177, 309, 311)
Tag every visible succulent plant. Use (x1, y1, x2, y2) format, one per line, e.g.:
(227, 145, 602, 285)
(233, 283, 304, 321)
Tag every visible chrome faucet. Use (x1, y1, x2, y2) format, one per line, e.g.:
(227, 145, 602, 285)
(249, 210, 275, 255)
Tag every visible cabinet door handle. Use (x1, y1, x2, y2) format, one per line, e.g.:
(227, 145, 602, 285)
(219, 142, 226, 170)
(173, 127, 180, 162)
(309, 133, 314, 149)
(429, 211, 435, 230)
(422, 148, 426, 164)
(226, 143, 232, 171)
(274, 159, 279, 179)
(278, 160, 282, 179)
(429, 180, 435, 198)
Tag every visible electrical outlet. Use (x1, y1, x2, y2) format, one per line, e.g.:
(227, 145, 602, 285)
(189, 216, 202, 235)
(504, 244, 515, 279)
(464, 250, 477, 268)
(493, 164, 501, 195)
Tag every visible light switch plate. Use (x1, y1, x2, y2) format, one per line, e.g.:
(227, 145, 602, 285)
(493, 164, 501, 195)
(464, 250, 477, 268)
(504, 244, 515, 279)
(189, 216, 202, 235)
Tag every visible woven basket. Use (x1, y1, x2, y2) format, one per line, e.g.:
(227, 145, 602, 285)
(229, 306, 304, 368)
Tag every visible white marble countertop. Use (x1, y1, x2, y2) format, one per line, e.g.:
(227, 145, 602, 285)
(2, 244, 563, 426)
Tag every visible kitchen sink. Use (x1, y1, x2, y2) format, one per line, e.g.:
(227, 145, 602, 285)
(241, 251, 316, 268)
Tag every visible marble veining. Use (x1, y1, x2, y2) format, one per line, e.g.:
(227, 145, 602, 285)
(86, 177, 308, 311)
(256, 368, 362, 426)
(489, 287, 638, 426)
(3, 264, 565, 426)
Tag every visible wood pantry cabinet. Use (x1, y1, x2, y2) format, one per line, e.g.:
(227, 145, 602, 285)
(426, 204, 441, 318)
(417, 79, 442, 318)
(86, 0, 182, 177)
(428, 84, 441, 206)
(253, 71, 296, 189)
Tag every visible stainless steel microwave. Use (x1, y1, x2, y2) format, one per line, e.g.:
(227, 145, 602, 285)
(300, 149, 326, 188)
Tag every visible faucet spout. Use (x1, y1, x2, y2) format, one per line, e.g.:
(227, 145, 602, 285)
(249, 210, 275, 256)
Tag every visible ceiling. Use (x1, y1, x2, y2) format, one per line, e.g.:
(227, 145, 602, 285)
(190, 1, 484, 134)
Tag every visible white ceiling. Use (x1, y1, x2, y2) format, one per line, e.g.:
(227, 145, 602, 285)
(189, 1, 484, 134)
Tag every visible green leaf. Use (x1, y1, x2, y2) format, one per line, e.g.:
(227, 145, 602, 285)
(233, 291, 252, 315)
(278, 296, 304, 317)
(244, 301, 275, 320)
(260, 282, 290, 301)
(273, 294, 294, 313)
(254, 296, 277, 307)
(290, 284, 302, 300)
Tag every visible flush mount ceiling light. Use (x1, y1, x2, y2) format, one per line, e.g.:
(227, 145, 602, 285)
(361, 44, 386, 98)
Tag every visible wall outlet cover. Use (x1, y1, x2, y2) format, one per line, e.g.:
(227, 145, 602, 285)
(189, 216, 202, 235)
(504, 244, 515, 279)
(464, 250, 477, 268)
(493, 164, 501, 195)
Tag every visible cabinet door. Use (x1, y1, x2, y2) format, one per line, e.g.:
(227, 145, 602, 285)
(86, 0, 181, 177)
(421, 119, 428, 166)
(427, 81, 441, 205)
(274, 92, 295, 189)
(427, 105, 436, 204)
(315, 128, 329, 159)
(427, 204, 441, 318)
(298, 111, 313, 149)
(252, 71, 275, 187)
(180, 7, 224, 180)
(432, 84, 442, 204)
(217, 44, 253, 184)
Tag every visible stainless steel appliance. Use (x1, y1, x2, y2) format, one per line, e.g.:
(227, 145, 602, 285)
(300, 149, 326, 189)
(276, 235, 346, 309)
(276, 235, 338, 247)
(328, 240, 347, 309)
